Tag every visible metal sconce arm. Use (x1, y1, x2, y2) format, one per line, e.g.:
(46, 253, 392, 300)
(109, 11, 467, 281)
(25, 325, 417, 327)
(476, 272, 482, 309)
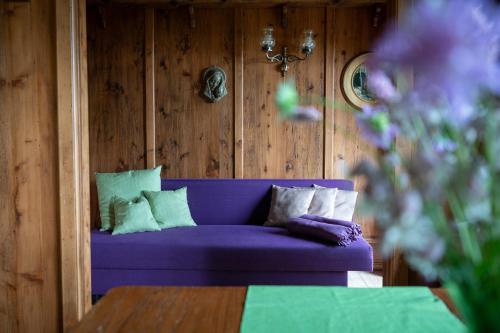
(265, 46, 311, 77)
(260, 25, 315, 77)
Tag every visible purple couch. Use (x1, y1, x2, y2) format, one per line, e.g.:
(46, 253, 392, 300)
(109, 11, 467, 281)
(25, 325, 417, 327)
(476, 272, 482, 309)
(91, 179, 373, 294)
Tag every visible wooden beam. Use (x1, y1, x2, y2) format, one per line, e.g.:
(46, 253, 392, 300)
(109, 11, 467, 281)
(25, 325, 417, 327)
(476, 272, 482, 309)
(87, 0, 387, 7)
(56, 0, 91, 328)
(145, 8, 156, 168)
(234, 7, 244, 178)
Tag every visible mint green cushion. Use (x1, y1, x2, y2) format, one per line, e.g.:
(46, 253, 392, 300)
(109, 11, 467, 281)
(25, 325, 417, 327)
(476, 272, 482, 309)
(96, 166, 161, 231)
(111, 196, 160, 235)
(143, 187, 197, 229)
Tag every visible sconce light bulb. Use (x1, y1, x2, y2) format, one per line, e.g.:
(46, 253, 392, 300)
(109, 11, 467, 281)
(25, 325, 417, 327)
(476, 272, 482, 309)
(261, 25, 276, 52)
(301, 30, 315, 55)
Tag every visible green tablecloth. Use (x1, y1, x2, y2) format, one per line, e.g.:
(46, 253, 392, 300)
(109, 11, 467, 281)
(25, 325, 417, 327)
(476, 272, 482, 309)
(241, 286, 466, 333)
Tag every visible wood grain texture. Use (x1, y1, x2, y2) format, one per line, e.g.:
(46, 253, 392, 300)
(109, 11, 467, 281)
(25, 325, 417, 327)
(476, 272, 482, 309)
(154, 7, 234, 178)
(324, 7, 335, 179)
(87, 6, 147, 227)
(145, 8, 156, 169)
(0, 2, 61, 332)
(234, 7, 244, 178)
(241, 7, 325, 178)
(72, 286, 459, 332)
(78, 0, 92, 314)
(57, 0, 92, 328)
(71, 287, 247, 333)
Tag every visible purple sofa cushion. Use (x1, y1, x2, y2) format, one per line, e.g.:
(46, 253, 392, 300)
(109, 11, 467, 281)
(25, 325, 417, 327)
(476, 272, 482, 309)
(91, 225, 373, 272)
(160, 179, 354, 226)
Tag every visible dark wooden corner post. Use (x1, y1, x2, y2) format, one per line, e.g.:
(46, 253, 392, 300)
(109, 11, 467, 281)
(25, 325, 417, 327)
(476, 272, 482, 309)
(383, 0, 414, 286)
(56, 0, 91, 329)
(382, 0, 414, 286)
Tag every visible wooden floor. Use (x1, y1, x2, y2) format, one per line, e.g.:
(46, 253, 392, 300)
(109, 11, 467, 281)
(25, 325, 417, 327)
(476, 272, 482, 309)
(348, 271, 383, 288)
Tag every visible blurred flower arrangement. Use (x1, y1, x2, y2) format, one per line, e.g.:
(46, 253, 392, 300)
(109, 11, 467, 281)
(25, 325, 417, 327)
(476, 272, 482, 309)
(276, 0, 500, 331)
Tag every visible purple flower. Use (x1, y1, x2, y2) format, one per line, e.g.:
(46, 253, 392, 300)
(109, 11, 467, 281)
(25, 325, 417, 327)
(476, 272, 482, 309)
(432, 138, 458, 155)
(288, 105, 322, 122)
(356, 105, 399, 149)
(368, 70, 400, 103)
(371, 0, 500, 126)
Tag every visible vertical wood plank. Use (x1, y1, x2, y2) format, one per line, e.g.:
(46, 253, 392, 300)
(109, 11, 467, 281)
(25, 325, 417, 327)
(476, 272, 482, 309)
(1, 1, 63, 331)
(57, 0, 91, 328)
(155, 8, 234, 179)
(145, 8, 156, 169)
(0, 6, 16, 329)
(323, 7, 335, 179)
(77, 0, 92, 314)
(234, 7, 244, 179)
(87, 6, 146, 228)
(56, 0, 79, 326)
(242, 7, 325, 179)
(1, 4, 43, 331)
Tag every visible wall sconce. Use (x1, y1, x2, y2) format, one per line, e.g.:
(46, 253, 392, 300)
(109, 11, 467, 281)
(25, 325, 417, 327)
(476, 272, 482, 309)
(261, 26, 315, 77)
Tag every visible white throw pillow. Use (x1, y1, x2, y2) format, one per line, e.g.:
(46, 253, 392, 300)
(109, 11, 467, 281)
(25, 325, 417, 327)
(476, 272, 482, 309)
(314, 185, 358, 221)
(293, 186, 338, 218)
(265, 185, 316, 227)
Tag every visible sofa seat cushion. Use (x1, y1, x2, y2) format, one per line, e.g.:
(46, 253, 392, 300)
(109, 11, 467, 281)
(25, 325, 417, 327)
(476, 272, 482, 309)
(91, 225, 372, 272)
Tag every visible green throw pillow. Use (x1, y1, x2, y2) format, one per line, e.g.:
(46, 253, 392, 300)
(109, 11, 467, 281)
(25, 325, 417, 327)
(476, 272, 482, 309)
(143, 187, 197, 229)
(111, 196, 160, 235)
(96, 166, 161, 231)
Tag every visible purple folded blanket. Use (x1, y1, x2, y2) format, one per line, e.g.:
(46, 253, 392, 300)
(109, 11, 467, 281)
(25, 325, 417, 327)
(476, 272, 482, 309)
(287, 217, 354, 247)
(300, 214, 362, 240)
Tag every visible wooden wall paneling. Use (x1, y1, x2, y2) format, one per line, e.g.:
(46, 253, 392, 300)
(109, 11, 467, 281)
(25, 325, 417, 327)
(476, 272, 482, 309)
(241, 7, 325, 179)
(234, 7, 244, 178)
(332, 5, 386, 270)
(87, 6, 147, 227)
(145, 8, 156, 169)
(0, 1, 61, 331)
(323, 7, 335, 179)
(57, 0, 91, 328)
(154, 7, 234, 178)
(86, 4, 387, 270)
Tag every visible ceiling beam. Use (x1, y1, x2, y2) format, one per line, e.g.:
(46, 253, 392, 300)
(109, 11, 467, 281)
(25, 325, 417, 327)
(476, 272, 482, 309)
(86, 0, 386, 8)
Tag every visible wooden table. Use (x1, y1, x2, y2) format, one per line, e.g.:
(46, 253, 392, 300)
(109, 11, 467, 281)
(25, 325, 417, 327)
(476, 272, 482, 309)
(71, 287, 458, 333)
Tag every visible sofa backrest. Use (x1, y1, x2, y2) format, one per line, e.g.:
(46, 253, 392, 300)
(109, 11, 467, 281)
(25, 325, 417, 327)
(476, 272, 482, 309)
(161, 179, 354, 225)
